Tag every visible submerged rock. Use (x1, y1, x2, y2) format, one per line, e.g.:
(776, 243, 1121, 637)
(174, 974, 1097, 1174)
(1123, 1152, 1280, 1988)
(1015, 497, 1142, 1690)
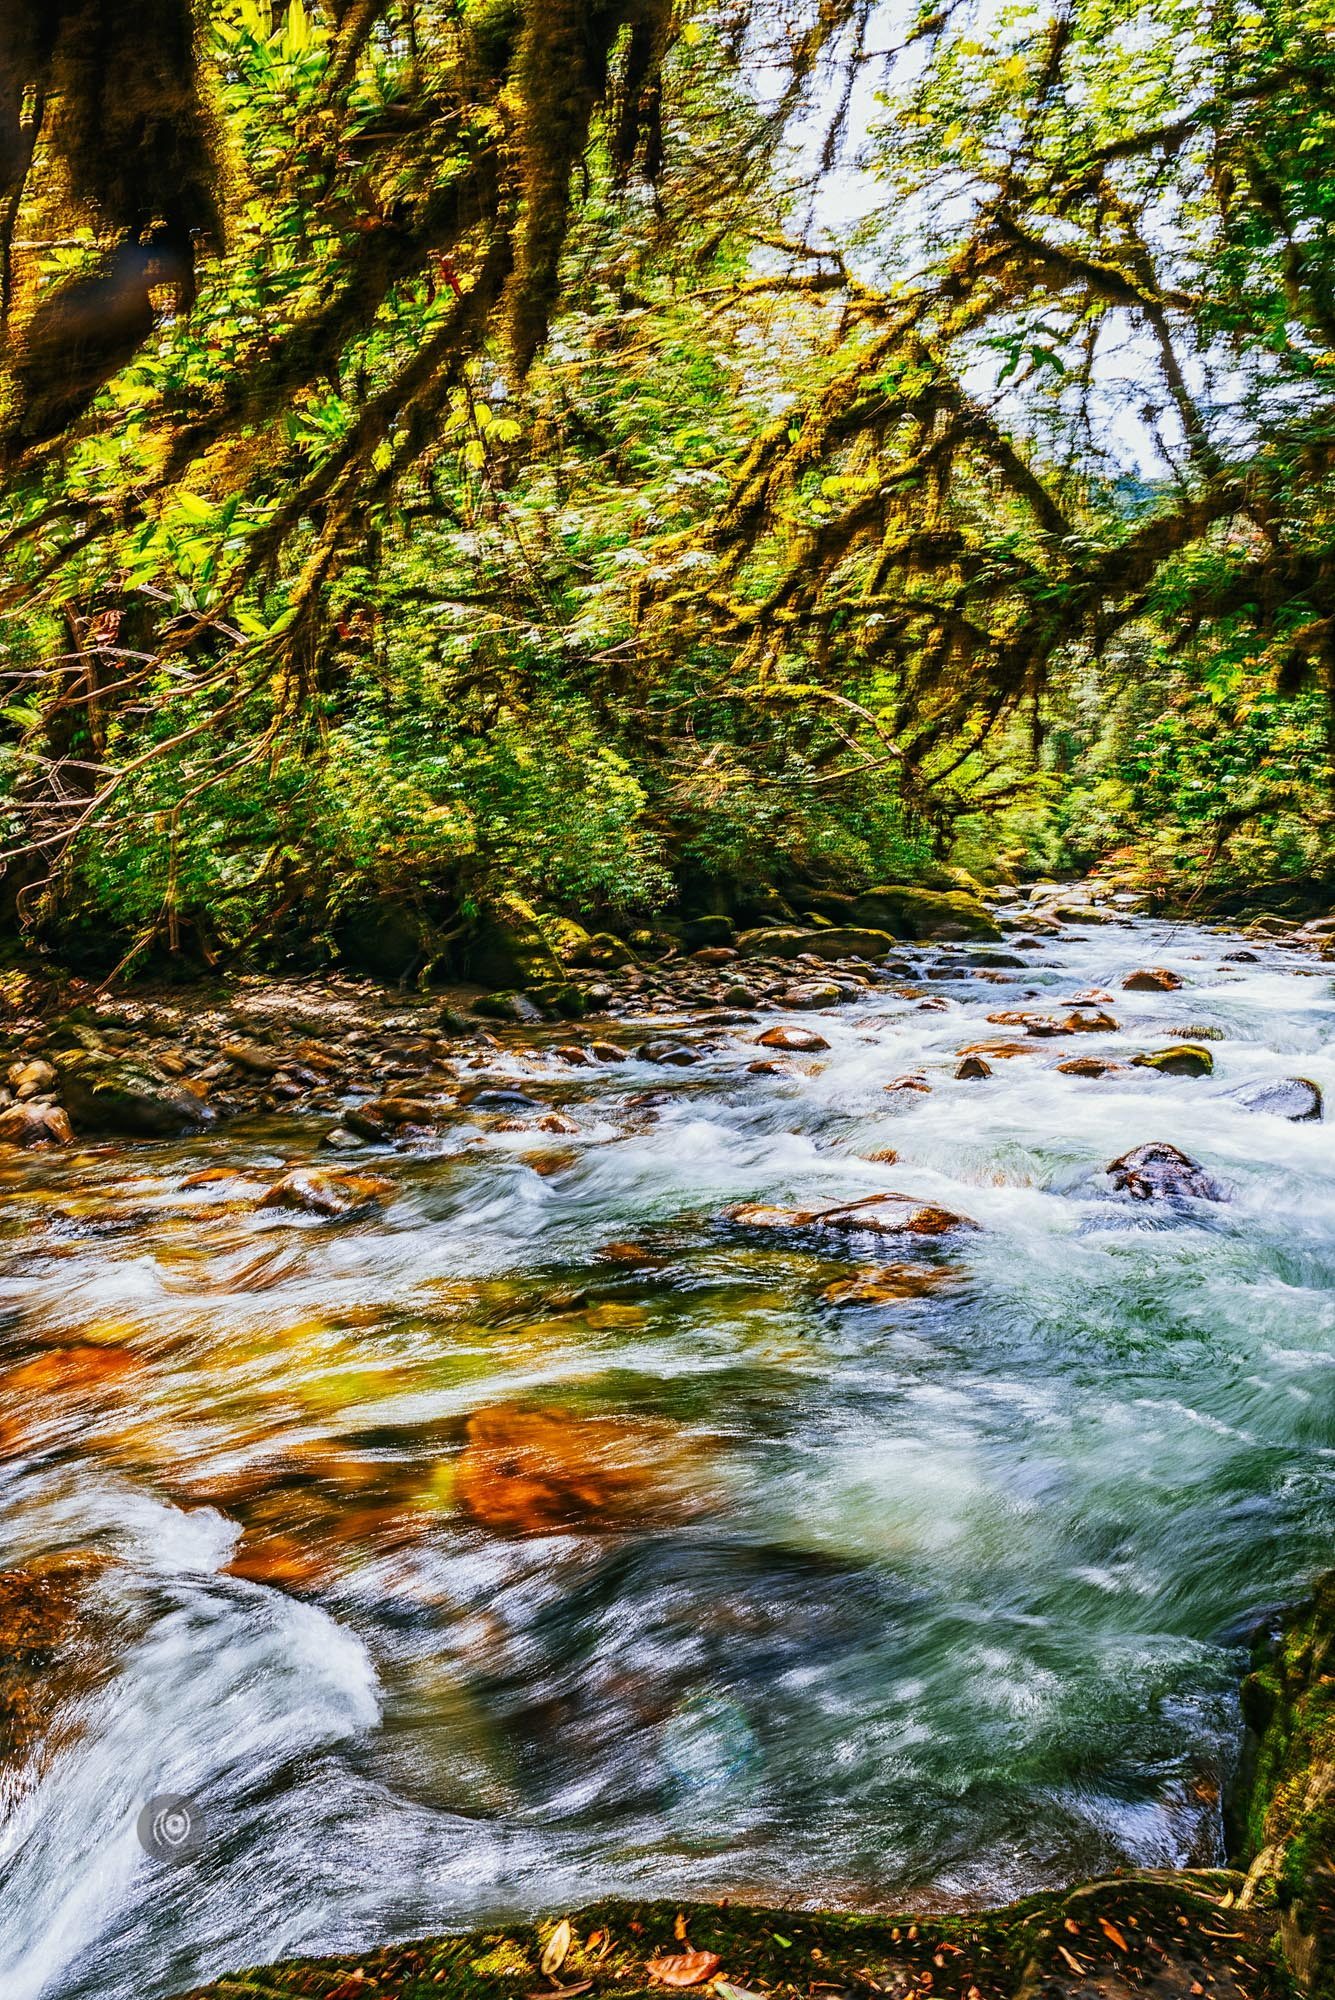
(821, 1263, 960, 1305)
(0, 1552, 119, 1804)
(454, 1407, 706, 1535)
(1223, 1075, 1323, 1121)
(1106, 1142, 1226, 1202)
(1132, 1044, 1214, 1077)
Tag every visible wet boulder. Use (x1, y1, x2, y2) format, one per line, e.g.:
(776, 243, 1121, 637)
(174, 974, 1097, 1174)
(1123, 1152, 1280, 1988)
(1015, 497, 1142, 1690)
(0, 1100, 73, 1147)
(756, 1024, 829, 1053)
(955, 1055, 992, 1080)
(259, 1168, 396, 1218)
(848, 886, 1001, 942)
(821, 1263, 961, 1305)
(1106, 1142, 1226, 1202)
(1056, 1056, 1131, 1078)
(778, 980, 843, 1009)
(472, 990, 544, 1023)
(1223, 1076, 1323, 1122)
(56, 1051, 214, 1137)
(731, 1192, 977, 1239)
(1132, 1044, 1214, 1077)
(0, 1552, 120, 1797)
(1123, 966, 1182, 992)
(736, 927, 895, 962)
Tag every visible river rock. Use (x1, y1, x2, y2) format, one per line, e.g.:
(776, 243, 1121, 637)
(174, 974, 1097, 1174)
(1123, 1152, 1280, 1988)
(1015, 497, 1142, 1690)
(0, 1100, 73, 1147)
(821, 1263, 960, 1305)
(776, 981, 842, 1008)
(472, 990, 545, 1023)
(1106, 1142, 1226, 1202)
(1123, 967, 1182, 991)
(1026, 1009, 1119, 1037)
(847, 886, 1001, 941)
(756, 1025, 829, 1053)
(955, 1055, 992, 1080)
(730, 1192, 977, 1238)
(454, 1407, 704, 1535)
(736, 927, 895, 962)
(1223, 1076, 1323, 1121)
(637, 1041, 701, 1066)
(7, 1058, 56, 1097)
(1132, 1044, 1214, 1077)
(56, 1051, 214, 1137)
(1056, 1056, 1130, 1078)
(259, 1168, 396, 1217)
(0, 1552, 119, 1797)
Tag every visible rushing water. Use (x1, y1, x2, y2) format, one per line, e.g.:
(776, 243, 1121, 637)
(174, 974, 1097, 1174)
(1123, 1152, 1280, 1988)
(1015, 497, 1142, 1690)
(3, 917, 1335, 1999)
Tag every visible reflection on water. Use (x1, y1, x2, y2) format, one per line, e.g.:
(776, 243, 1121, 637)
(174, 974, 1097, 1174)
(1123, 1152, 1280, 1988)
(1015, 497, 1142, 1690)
(3, 920, 1335, 1999)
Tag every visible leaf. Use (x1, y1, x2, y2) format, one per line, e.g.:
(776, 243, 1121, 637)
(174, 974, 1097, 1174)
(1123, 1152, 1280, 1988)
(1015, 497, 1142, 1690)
(714, 1984, 768, 2000)
(176, 492, 215, 525)
(541, 1920, 573, 1977)
(1098, 1919, 1129, 1952)
(646, 1953, 722, 1987)
(674, 1915, 690, 1943)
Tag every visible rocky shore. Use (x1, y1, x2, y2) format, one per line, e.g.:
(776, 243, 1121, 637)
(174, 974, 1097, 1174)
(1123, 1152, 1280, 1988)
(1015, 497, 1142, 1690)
(1, 878, 1331, 1161)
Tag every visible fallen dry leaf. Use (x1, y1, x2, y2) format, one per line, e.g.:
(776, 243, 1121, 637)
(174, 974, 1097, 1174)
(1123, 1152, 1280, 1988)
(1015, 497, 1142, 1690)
(647, 1951, 722, 1987)
(1099, 1919, 1129, 1952)
(541, 1920, 574, 1977)
(1057, 1946, 1086, 1976)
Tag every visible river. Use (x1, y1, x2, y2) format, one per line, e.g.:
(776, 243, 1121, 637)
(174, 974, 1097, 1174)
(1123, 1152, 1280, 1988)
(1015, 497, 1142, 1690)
(2, 917, 1333, 1999)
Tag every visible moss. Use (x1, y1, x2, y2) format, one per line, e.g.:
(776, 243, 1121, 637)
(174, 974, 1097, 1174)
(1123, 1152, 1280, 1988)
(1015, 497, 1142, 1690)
(171, 1877, 1285, 2000)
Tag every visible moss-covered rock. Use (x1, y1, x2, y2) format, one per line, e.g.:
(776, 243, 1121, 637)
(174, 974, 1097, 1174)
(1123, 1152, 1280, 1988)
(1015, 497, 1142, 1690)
(464, 893, 567, 990)
(57, 1050, 215, 1136)
(849, 885, 1001, 941)
(1234, 1575, 1335, 1997)
(1133, 1044, 1215, 1077)
(737, 926, 895, 961)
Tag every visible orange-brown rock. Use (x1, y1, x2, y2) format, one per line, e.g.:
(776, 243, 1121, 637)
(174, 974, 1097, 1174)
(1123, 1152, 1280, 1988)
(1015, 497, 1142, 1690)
(821, 1263, 960, 1306)
(756, 1025, 829, 1053)
(454, 1407, 702, 1535)
(1056, 1056, 1131, 1078)
(1123, 967, 1182, 991)
(259, 1169, 396, 1217)
(731, 1192, 976, 1239)
(0, 1100, 73, 1147)
(0, 1552, 119, 1800)
(958, 1040, 1038, 1060)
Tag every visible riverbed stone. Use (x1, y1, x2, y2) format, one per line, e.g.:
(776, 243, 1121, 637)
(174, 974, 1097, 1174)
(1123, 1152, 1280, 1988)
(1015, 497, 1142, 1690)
(56, 1050, 215, 1137)
(1123, 966, 1183, 991)
(1223, 1075, 1323, 1121)
(259, 1168, 396, 1217)
(736, 927, 895, 962)
(1106, 1141, 1226, 1201)
(0, 1099, 73, 1146)
(821, 1263, 960, 1305)
(1132, 1044, 1214, 1077)
(454, 1407, 705, 1535)
(848, 886, 1001, 941)
(731, 1192, 977, 1238)
(756, 1024, 829, 1053)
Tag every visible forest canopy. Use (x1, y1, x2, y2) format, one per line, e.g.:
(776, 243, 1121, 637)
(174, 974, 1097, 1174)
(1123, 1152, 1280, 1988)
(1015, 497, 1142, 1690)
(1, 0, 1333, 974)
